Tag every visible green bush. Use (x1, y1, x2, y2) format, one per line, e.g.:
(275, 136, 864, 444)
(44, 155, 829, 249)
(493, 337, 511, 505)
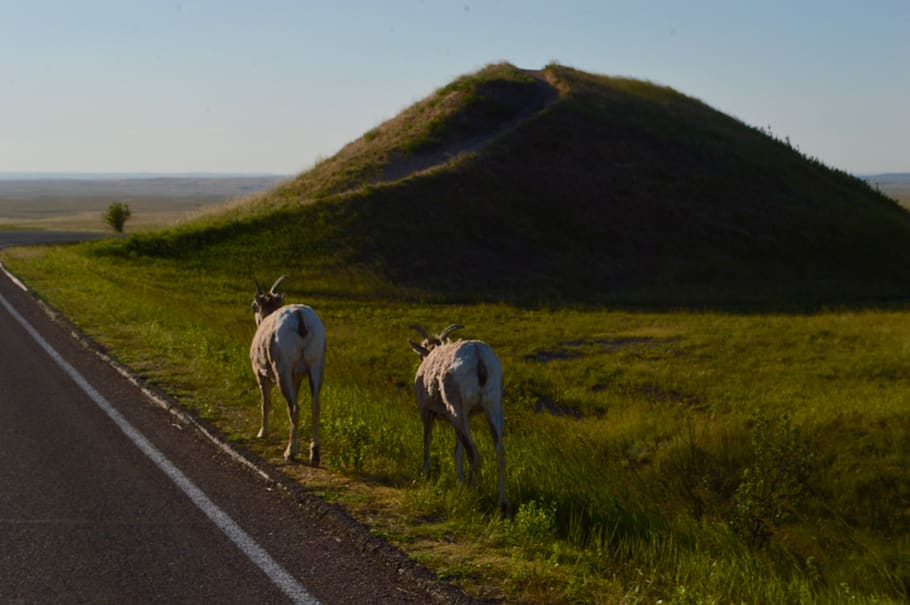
(103, 201, 132, 233)
(507, 499, 558, 551)
(324, 414, 371, 472)
(730, 411, 814, 548)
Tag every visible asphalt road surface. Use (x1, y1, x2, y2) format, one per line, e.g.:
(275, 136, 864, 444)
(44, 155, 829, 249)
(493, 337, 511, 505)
(0, 233, 472, 604)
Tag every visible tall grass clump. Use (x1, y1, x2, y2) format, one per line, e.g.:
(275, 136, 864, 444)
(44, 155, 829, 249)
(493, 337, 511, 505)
(730, 410, 814, 549)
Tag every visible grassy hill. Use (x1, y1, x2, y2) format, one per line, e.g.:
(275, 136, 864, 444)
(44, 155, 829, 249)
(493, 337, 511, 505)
(99, 62, 910, 307)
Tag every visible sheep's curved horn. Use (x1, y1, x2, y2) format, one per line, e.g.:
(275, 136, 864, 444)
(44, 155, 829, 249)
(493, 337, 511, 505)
(439, 324, 464, 341)
(410, 324, 431, 341)
(269, 275, 288, 294)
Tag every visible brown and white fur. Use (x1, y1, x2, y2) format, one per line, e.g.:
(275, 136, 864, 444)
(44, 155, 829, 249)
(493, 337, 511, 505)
(250, 275, 326, 464)
(409, 324, 509, 515)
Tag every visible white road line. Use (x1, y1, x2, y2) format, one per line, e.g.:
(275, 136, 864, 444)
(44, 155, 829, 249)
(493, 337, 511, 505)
(0, 290, 320, 605)
(0, 262, 29, 292)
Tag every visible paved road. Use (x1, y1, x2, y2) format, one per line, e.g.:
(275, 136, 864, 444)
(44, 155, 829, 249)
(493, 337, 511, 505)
(0, 234, 469, 604)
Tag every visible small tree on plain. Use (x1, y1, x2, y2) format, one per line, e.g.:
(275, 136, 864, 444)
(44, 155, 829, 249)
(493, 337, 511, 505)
(103, 202, 131, 233)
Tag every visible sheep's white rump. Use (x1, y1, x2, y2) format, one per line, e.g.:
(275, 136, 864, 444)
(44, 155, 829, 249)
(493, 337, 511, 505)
(410, 324, 509, 515)
(250, 276, 326, 464)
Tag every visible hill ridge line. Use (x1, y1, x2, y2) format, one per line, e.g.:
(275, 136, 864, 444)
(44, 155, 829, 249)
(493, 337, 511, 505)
(374, 68, 560, 185)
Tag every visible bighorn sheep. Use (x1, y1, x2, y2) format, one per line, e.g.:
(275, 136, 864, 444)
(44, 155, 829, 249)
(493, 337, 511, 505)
(409, 324, 509, 515)
(250, 275, 326, 464)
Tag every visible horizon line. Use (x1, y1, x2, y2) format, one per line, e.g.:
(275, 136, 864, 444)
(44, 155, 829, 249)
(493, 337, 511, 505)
(0, 171, 292, 181)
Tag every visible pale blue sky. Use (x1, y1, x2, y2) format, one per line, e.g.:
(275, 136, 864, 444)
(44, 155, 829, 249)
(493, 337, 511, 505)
(2, 1, 907, 176)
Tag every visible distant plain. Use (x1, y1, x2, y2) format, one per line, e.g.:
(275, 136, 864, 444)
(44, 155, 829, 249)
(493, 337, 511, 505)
(0, 175, 288, 232)
(866, 173, 910, 208)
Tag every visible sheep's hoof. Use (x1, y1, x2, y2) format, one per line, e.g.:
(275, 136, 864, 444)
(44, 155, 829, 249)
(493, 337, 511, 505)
(309, 443, 320, 466)
(500, 500, 512, 518)
(256, 428, 267, 439)
(284, 442, 300, 461)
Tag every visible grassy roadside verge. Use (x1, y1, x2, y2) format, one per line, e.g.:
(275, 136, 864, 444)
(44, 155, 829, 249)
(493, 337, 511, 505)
(3, 244, 908, 604)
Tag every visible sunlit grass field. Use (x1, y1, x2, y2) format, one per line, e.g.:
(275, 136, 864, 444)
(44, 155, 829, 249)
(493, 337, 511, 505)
(3, 244, 908, 604)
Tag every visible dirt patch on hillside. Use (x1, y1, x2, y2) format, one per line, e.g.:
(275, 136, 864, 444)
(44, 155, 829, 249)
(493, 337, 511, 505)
(377, 69, 560, 184)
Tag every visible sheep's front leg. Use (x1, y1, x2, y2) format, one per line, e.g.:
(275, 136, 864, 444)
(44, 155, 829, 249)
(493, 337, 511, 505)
(421, 407, 434, 476)
(307, 362, 324, 466)
(256, 377, 271, 439)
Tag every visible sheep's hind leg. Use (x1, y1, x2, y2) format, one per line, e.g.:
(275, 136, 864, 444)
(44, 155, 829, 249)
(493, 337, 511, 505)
(487, 412, 510, 516)
(454, 421, 479, 487)
(307, 363, 324, 466)
(284, 405, 301, 460)
(279, 374, 302, 460)
(256, 378, 271, 439)
(454, 439, 465, 482)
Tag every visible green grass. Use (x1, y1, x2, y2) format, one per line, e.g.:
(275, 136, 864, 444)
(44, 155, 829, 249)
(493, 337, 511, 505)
(3, 245, 908, 604)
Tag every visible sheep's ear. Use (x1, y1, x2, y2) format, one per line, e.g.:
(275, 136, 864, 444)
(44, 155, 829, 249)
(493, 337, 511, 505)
(409, 341, 429, 358)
